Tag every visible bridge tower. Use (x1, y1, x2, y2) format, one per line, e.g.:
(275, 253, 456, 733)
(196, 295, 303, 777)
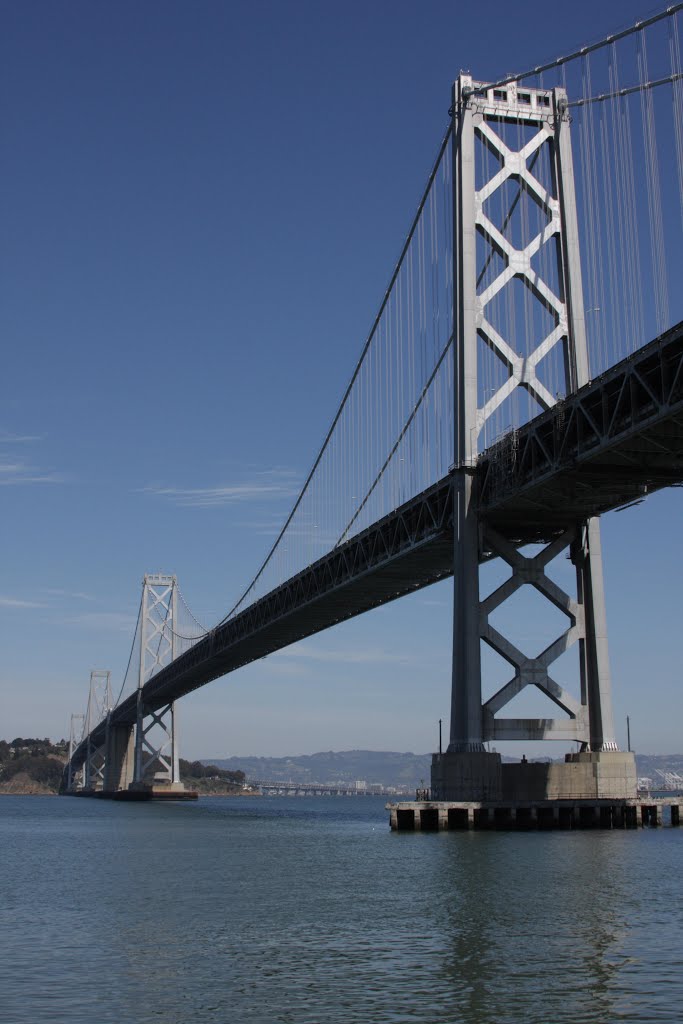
(66, 713, 85, 791)
(130, 573, 184, 794)
(83, 670, 112, 791)
(432, 76, 636, 801)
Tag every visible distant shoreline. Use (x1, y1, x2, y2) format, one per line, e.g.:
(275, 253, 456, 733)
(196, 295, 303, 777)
(0, 789, 260, 797)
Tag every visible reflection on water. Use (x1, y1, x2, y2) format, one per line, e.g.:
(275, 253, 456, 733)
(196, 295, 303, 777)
(434, 835, 630, 1023)
(0, 796, 681, 1024)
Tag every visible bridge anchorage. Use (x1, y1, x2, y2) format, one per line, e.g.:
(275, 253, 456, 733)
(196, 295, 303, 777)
(432, 75, 637, 804)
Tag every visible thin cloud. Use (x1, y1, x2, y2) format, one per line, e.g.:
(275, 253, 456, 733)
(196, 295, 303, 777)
(263, 660, 312, 679)
(252, 466, 298, 479)
(0, 449, 64, 487)
(0, 434, 64, 486)
(43, 588, 96, 602)
(61, 611, 137, 632)
(0, 471, 65, 486)
(140, 469, 300, 509)
(0, 596, 47, 609)
(141, 484, 289, 508)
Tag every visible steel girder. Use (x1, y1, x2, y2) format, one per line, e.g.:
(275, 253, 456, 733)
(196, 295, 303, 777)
(134, 477, 455, 710)
(479, 320, 683, 539)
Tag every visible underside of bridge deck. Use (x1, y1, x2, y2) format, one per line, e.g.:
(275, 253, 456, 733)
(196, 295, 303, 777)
(480, 320, 683, 542)
(69, 324, 683, 774)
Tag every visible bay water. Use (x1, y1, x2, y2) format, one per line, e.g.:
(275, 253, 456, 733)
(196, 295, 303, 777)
(1, 795, 681, 1023)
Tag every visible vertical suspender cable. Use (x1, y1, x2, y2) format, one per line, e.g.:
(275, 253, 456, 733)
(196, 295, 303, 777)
(638, 30, 670, 335)
(670, 13, 683, 230)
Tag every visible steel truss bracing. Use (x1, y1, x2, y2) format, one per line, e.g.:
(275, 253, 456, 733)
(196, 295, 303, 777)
(133, 574, 180, 786)
(66, 713, 85, 791)
(479, 320, 683, 525)
(450, 75, 617, 751)
(134, 479, 455, 709)
(134, 701, 178, 784)
(481, 527, 587, 742)
(480, 524, 617, 747)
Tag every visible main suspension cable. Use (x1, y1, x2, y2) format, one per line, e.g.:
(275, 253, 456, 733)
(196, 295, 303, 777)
(472, 3, 683, 95)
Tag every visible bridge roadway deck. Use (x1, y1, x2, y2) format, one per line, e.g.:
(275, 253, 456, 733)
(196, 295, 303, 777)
(72, 324, 683, 767)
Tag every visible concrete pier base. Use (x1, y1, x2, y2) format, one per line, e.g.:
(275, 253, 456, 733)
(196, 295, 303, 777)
(110, 787, 197, 801)
(121, 781, 196, 801)
(388, 798, 682, 831)
(431, 751, 502, 801)
(432, 751, 637, 803)
(502, 751, 638, 801)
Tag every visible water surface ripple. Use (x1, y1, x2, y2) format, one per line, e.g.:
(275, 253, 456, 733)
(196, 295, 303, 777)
(1, 796, 681, 1023)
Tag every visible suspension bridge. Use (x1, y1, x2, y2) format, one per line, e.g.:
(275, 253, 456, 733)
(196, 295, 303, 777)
(64, 6, 683, 804)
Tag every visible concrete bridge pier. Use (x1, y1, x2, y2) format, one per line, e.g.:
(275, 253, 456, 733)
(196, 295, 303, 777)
(103, 721, 134, 793)
(432, 750, 502, 801)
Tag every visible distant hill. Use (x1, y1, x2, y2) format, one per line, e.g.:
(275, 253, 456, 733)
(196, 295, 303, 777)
(0, 739, 251, 795)
(205, 750, 683, 791)
(179, 759, 252, 795)
(3, 739, 681, 795)
(0, 737, 68, 795)
(206, 750, 433, 789)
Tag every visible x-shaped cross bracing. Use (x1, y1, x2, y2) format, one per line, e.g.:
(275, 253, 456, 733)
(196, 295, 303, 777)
(474, 118, 568, 436)
(481, 526, 589, 743)
(141, 582, 174, 684)
(134, 575, 180, 785)
(85, 744, 106, 789)
(137, 702, 175, 780)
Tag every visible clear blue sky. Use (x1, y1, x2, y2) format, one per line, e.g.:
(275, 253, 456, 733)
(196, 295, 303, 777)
(1, 0, 680, 759)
